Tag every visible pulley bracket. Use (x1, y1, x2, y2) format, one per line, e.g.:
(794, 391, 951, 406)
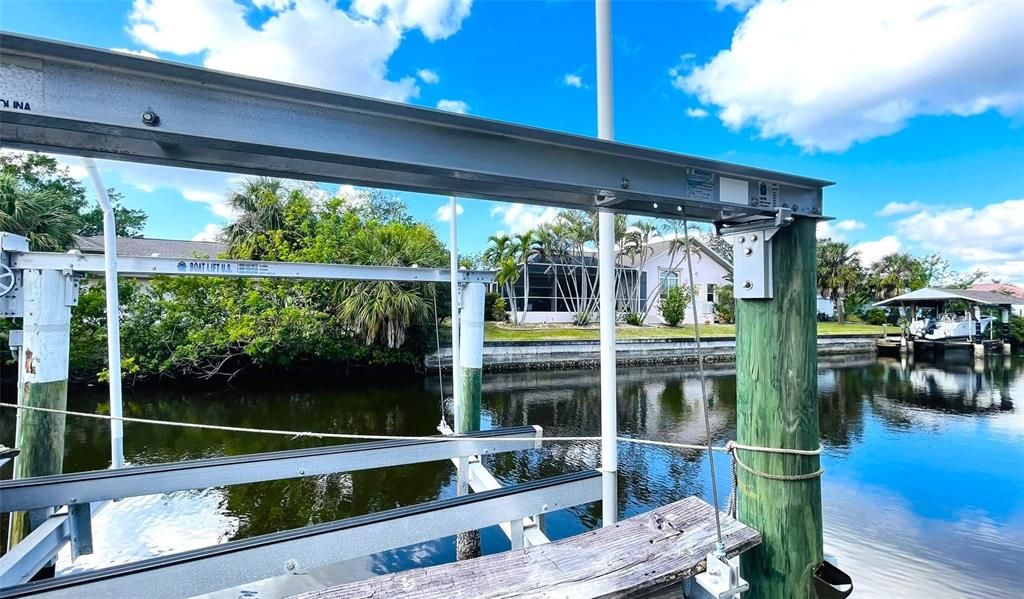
(717, 208, 795, 300)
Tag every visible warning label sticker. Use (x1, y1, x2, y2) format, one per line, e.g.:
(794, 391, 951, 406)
(684, 168, 715, 202)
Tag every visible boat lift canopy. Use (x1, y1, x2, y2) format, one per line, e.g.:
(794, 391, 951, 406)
(874, 288, 1016, 309)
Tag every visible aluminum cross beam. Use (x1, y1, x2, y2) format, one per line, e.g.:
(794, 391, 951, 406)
(0, 34, 831, 223)
(6, 250, 494, 284)
(0, 471, 601, 599)
(0, 426, 542, 513)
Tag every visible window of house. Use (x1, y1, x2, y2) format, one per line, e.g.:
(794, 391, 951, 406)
(706, 283, 716, 303)
(660, 271, 679, 296)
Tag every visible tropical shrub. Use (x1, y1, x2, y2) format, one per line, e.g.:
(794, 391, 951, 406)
(624, 312, 644, 326)
(490, 296, 508, 322)
(863, 308, 888, 326)
(659, 286, 691, 327)
(713, 285, 735, 324)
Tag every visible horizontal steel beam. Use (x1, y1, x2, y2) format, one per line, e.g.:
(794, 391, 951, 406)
(0, 34, 830, 223)
(455, 456, 551, 548)
(6, 251, 493, 284)
(0, 426, 542, 513)
(0, 471, 602, 599)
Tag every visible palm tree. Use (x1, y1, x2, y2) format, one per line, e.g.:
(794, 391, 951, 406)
(335, 225, 438, 348)
(483, 233, 521, 323)
(224, 178, 287, 257)
(512, 230, 539, 322)
(817, 240, 863, 324)
(0, 171, 81, 250)
(871, 253, 921, 300)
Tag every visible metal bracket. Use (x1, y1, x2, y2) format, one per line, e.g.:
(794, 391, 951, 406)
(68, 503, 94, 560)
(687, 552, 749, 599)
(719, 208, 794, 300)
(63, 271, 82, 307)
(0, 232, 27, 318)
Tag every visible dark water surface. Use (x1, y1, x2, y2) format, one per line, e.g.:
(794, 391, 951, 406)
(2, 354, 1022, 598)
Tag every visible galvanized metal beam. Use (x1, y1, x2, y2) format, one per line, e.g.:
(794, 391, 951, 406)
(0, 502, 106, 589)
(0, 471, 602, 599)
(6, 251, 493, 284)
(0, 34, 831, 223)
(0, 426, 542, 513)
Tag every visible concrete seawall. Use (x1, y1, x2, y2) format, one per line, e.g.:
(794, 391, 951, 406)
(426, 334, 878, 372)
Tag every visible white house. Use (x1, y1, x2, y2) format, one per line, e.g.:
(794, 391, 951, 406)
(504, 236, 733, 326)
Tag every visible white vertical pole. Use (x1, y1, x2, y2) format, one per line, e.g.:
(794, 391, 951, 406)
(449, 196, 462, 433)
(596, 0, 618, 527)
(82, 158, 124, 469)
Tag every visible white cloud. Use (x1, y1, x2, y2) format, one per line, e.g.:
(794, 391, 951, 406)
(111, 47, 159, 59)
(853, 236, 902, 266)
(435, 201, 464, 222)
(436, 99, 469, 114)
(893, 199, 1024, 269)
(674, 0, 1024, 152)
(490, 204, 559, 235)
(563, 74, 583, 88)
(816, 219, 865, 240)
(876, 201, 925, 217)
(417, 68, 439, 84)
(351, 0, 472, 41)
(686, 107, 709, 119)
(181, 189, 234, 219)
(128, 0, 472, 103)
(192, 223, 223, 242)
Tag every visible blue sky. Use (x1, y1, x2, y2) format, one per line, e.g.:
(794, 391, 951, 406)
(3, 0, 1023, 281)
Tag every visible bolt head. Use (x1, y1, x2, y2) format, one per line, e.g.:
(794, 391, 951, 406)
(738, 236, 746, 243)
(141, 110, 160, 126)
(620, 177, 630, 189)
(743, 281, 753, 289)
(744, 248, 753, 256)
(750, 234, 758, 242)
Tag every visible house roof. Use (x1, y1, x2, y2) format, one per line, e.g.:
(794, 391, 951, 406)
(640, 235, 732, 272)
(874, 287, 1017, 307)
(968, 283, 1024, 300)
(73, 235, 227, 258)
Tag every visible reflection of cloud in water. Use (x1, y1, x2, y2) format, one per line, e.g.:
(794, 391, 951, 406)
(57, 488, 239, 574)
(823, 480, 1024, 598)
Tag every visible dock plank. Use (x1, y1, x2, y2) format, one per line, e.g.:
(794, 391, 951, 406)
(291, 496, 759, 599)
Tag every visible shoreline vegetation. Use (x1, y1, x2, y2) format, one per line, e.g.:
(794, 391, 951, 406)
(2, 153, 1021, 388)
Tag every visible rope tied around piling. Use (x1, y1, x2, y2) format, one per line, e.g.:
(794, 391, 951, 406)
(722, 440, 824, 518)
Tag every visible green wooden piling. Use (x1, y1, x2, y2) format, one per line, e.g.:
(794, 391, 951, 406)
(735, 218, 823, 599)
(8, 269, 73, 551)
(456, 282, 485, 560)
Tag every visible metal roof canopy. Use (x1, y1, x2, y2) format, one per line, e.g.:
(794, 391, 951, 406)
(0, 33, 832, 224)
(874, 287, 1016, 308)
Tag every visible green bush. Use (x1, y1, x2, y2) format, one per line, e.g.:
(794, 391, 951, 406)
(624, 312, 643, 326)
(1008, 314, 1024, 348)
(863, 308, 888, 325)
(490, 295, 508, 322)
(713, 285, 735, 324)
(659, 286, 691, 327)
(484, 292, 502, 321)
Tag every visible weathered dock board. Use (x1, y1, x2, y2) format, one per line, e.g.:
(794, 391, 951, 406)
(290, 496, 759, 599)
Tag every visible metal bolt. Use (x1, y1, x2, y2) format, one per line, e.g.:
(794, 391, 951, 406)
(744, 248, 753, 256)
(298, 469, 305, 475)
(541, 504, 549, 512)
(743, 281, 753, 289)
(285, 559, 297, 571)
(676, 205, 682, 212)
(751, 234, 758, 242)
(652, 202, 659, 209)
(620, 177, 630, 189)
(141, 110, 160, 126)
(738, 236, 746, 243)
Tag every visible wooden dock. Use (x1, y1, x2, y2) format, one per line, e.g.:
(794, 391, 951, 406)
(291, 496, 760, 599)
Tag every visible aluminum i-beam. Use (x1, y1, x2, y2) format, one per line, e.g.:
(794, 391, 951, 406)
(0, 34, 831, 223)
(6, 250, 493, 284)
(0, 471, 602, 599)
(0, 426, 543, 513)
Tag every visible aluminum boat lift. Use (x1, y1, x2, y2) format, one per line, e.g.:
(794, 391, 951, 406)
(0, 31, 833, 598)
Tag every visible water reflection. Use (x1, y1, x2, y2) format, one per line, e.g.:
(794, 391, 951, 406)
(1, 354, 1021, 598)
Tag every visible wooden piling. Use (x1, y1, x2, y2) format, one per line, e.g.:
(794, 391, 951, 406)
(735, 218, 823, 599)
(7, 269, 72, 550)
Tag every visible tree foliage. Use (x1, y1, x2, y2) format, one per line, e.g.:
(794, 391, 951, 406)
(816, 240, 862, 324)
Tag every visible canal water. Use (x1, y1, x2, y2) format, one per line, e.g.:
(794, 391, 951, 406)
(2, 354, 1022, 597)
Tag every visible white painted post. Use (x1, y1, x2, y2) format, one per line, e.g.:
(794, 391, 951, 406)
(596, 0, 618, 528)
(457, 282, 486, 434)
(1002, 307, 1012, 355)
(82, 158, 124, 469)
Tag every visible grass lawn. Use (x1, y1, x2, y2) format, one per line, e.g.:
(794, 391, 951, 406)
(482, 321, 885, 342)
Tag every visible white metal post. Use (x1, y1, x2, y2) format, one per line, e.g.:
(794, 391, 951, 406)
(82, 158, 124, 469)
(596, 0, 618, 527)
(449, 195, 462, 433)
